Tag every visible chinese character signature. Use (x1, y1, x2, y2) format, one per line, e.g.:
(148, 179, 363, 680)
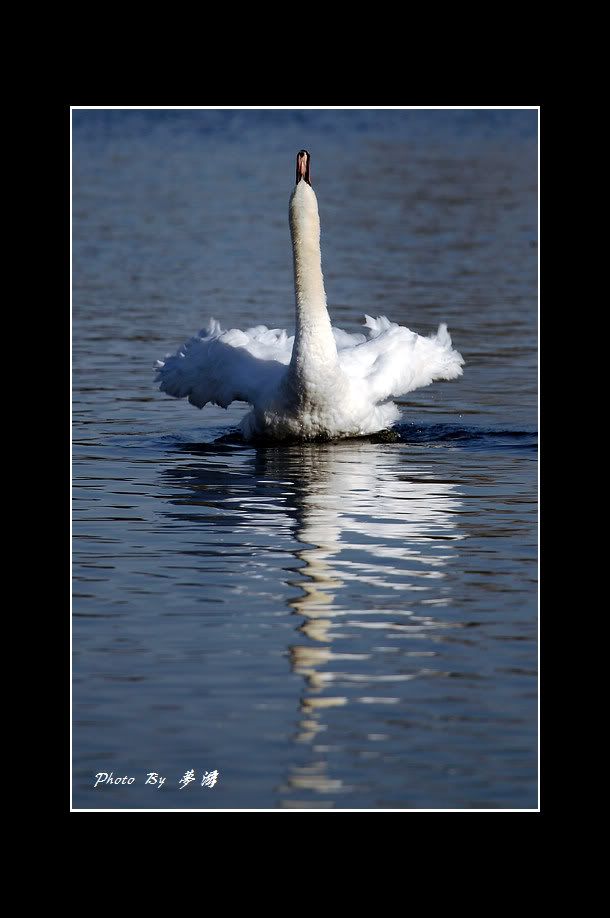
(179, 769, 220, 789)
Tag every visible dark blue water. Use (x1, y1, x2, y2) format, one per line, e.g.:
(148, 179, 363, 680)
(72, 109, 538, 809)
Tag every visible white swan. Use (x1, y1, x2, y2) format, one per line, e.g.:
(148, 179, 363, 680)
(156, 150, 464, 440)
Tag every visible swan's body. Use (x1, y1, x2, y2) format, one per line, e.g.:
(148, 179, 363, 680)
(157, 151, 464, 440)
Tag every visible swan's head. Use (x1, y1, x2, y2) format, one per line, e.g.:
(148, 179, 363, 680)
(296, 149, 311, 186)
(290, 150, 320, 245)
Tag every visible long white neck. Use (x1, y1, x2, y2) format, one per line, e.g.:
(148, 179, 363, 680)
(288, 181, 338, 376)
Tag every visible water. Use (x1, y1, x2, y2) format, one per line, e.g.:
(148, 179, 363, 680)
(72, 109, 538, 809)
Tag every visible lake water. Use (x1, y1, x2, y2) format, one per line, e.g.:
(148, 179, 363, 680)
(72, 109, 538, 809)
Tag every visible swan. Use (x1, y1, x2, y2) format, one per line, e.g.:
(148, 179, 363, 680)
(156, 150, 464, 440)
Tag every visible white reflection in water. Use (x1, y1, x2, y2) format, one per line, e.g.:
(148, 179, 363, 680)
(249, 441, 464, 800)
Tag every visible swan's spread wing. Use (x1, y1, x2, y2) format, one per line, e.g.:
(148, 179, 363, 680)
(156, 319, 293, 409)
(337, 315, 464, 402)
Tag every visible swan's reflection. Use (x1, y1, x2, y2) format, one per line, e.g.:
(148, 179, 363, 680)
(247, 442, 464, 803)
(161, 436, 464, 806)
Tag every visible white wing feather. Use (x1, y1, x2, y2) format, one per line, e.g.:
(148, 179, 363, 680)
(337, 315, 464, 401)
(156, 319, 291, 410)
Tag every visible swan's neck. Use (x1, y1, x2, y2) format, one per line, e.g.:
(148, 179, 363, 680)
(288, 182, 338, 377)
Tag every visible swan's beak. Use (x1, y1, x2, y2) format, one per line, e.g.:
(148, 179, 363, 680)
(296, 150, 311, 186)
